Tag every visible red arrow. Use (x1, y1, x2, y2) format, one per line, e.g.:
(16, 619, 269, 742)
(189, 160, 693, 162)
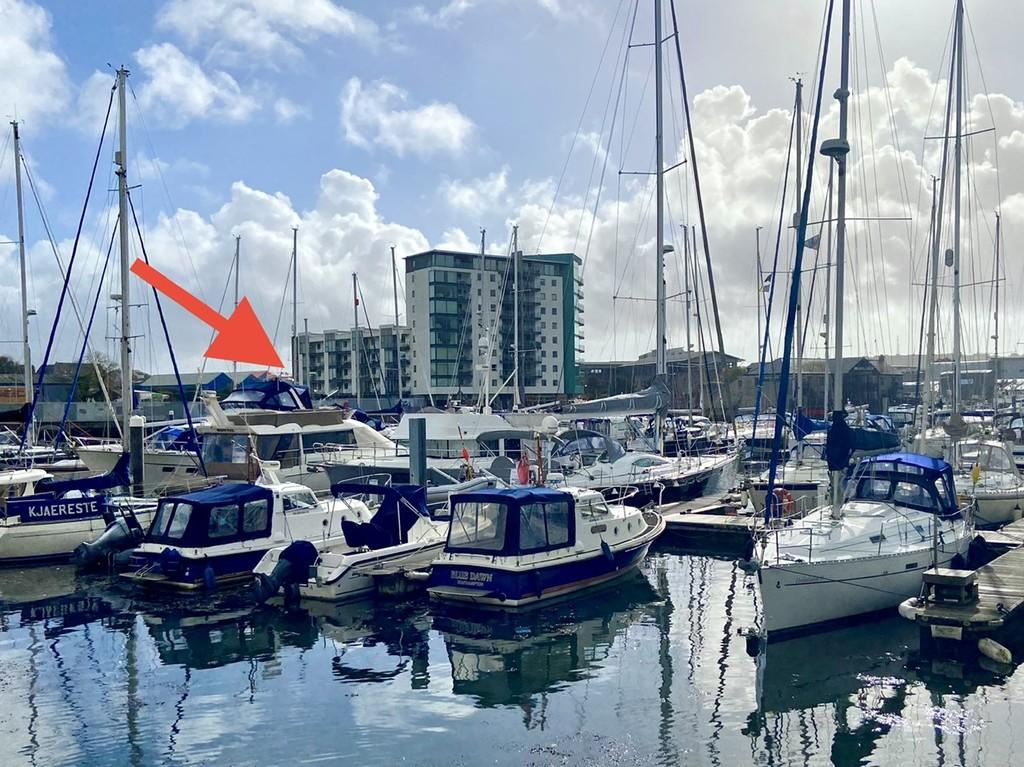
(130, 258, 284, 368)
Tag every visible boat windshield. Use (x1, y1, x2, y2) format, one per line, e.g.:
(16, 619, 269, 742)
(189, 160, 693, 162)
(845, 468, 947, 514)
(448, 501, 509, 553)
(959, 444, 1015, 473)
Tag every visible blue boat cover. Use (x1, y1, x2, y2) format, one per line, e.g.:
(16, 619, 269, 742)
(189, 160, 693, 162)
(333, 483, 429, 549)
(450, 486, 573, 506)
(36, 452, 131, 494)
(163, 482, 272, 506)
(859, 452, 951, 475)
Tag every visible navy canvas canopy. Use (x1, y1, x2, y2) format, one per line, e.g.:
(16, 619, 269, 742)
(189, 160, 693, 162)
(147, 482, 275, 547)
(861, 452, 951, 475)
(850, 452, 958, 516)
(446, 486, 577, 556)
(332, 483, 430, 550)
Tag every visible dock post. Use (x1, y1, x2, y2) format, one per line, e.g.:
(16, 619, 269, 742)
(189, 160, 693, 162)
(409, 417, 427, 487)
(129, 415, 145, 495)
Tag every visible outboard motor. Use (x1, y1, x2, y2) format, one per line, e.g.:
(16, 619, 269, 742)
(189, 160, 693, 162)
(73, 511, 145, 570)
(253, 540, 319, 605)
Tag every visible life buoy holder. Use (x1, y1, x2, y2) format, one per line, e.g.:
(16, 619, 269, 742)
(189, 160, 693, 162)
(771, 487, 795, 518)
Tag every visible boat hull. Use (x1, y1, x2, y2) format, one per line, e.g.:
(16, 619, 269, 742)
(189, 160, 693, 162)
(0, 508, 155, 565)
(123, 549, 268, 590)
(428, 517, 664, 608)
(759, 542, 968, 640)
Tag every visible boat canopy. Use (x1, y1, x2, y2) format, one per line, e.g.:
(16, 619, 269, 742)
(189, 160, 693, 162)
(221, 379, 313, 411)
(446, 487, 576, 556)
(552, 429, 626, 464)
(845, 452, 959, 517)
(330, 482, 430, 550)
(146, 483, 274, 547)
(36, 452, 130, 494)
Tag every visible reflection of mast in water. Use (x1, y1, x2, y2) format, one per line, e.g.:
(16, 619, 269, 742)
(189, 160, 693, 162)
(27, 622, 41, 767)
(706, 562, 739, 767)
(127, 615, 142, 767)
(167, 666, 192, 762)
(652, 557, 679, 765)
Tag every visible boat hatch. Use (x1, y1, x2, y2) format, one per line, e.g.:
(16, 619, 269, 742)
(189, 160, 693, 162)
(446, 487, 576, 556)
(145, 484, 274, 546)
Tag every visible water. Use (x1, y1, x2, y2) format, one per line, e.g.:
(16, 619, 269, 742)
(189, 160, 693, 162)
(1, 549, 1022, 767)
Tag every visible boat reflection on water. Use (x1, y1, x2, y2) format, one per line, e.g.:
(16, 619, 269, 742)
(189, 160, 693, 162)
(433, 572, 659, 716)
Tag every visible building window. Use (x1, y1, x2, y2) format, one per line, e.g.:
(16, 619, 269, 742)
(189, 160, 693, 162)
(552, 307, 558, 316)
(553, 350, 559, 358)
(540, 307, 546, 315)
(490, 289, 496, 297)
(541, 322, 547, 329)
(490, 274, 496, 282)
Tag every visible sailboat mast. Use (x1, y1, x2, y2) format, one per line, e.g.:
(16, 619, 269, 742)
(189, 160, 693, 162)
(233, 234, 240, 380)
(291, 226, 299, 382)
(823, 162, 834, 416)
(993, 211, 1001, 405)
(951, 0, 964, 414)
(353, 272, 360, 404)
(684, 225, 693, 413)
(793, 78, 804, 452)
(654, 0, 666, 381)
(116, 67, 133, 450)
(828, 0, 852, 516)
(11, 122, 31, 417)
(391, 244, 401, 400)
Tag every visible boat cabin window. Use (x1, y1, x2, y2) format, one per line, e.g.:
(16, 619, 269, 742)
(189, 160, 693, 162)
(282, 489, 319, 512)
(448, 501, 508, 552)
(208, 504, 240, 538)
(202, 434, 249, 464)
(518, 501, 571, 552)
(165, 502, 192, 539)
(305, 430, 357, 450)
(848, 473, 941, 513)
(243, 499, 270, 532)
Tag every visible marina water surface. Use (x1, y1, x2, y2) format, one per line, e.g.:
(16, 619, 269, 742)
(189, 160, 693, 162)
(1, 547, 1020, 766)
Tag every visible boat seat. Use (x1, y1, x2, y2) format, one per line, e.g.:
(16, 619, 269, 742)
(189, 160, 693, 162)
(341, 519, 398, 551)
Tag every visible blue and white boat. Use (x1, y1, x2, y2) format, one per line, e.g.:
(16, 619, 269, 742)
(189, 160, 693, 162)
(0, 454, 154, 564)
(122, 480, 369, 590)
(428, 486, 664, 607)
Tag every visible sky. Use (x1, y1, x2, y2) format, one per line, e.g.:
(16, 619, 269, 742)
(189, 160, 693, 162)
(0, 0, 1021, 379)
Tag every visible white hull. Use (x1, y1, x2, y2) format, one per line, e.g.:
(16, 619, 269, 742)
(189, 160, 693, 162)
(299, 540, 444, 602)
(0, 507, 155, 563)
(759, 529, 970, 637)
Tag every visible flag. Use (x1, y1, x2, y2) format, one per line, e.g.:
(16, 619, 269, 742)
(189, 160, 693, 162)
(805, 234, 820, 250)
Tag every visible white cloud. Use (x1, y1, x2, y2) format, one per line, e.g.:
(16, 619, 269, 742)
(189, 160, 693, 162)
(443, 166, 509, 214)
(156, 0, 378, 64)
(0, 0, 70, 125)
(402, 0, 569, 29)
(273, 97, 311, 124)
(133, 43, 260, 128)
(133, 152, 209, 183)
(340, 77, 475, 158)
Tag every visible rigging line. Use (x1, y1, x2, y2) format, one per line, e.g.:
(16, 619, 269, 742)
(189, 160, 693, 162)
(668, 0, 725, 360)
(533, 0, 632, 253)
(574, 6, 631, 261)
(20, 80, 116, 452)
(127, 191, 206, 474)
(356, 281, 384, 408)
(753, 86, 798, 431)
(53, 221, 118, 448)
(20, 141, 121, 429)
(763, 0, 835, 520)
(580, 16, 631, 276)
(126, 81, 207, 306)
(857, 0, 895, 355)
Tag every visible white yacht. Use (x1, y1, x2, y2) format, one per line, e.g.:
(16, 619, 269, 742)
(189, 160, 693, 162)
(754, 453, 973, 639)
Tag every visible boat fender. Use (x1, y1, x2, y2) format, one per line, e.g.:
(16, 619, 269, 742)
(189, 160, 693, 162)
(897, 597, 920, 621)
(203, 565, 217, 591)
(601, 540, 615, 565)
(978, 637, 1012, 665)
(736, 558, 759, 576)
(253, 540, 319, 604)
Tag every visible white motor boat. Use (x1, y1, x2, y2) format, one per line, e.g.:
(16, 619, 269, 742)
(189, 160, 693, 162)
(252, 482, 449, 603)
(122, 474, 369, 590)
(428, 485, 664, 607)
(754, 452, 973, 640)
(953, 439, 1024, 528)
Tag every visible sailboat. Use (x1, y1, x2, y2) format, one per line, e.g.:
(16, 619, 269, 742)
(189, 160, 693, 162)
(752, 0, 974, 639)
(0, 73, 160, 562)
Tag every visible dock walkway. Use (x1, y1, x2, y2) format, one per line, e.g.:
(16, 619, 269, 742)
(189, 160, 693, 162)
(906, 518, 1024, 643)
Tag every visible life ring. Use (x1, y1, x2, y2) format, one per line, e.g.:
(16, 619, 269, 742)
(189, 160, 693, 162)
(771, 487, 795, 518)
